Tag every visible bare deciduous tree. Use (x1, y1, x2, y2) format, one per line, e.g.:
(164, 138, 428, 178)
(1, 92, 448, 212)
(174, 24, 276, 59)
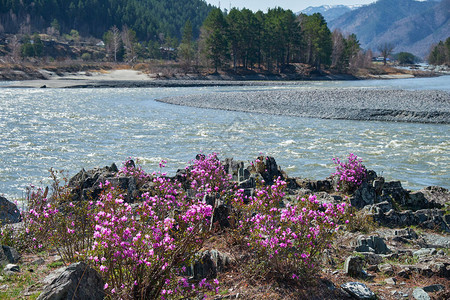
(331, 29, 345, 69)
(378, 43, 395, 65)
(121, 25, 136, 64)
(8, 35, 21, 62)
(105, 25, 121, 62)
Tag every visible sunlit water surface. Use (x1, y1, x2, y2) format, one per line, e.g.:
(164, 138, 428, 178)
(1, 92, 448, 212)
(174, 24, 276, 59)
(1, 76, 449, 199)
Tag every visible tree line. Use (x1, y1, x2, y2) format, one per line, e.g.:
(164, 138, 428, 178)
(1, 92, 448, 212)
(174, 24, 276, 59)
(0, 0, 212, 41)
(197, 8, 371, 73)
(428, 37, 450, 66)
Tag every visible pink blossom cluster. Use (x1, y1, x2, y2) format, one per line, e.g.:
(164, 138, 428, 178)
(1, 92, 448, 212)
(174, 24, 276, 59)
(332, 153, 367, 193)
(186, 153, 234, 199)
(23, 184, 95, 261)
(20, 153, 354, 297)
(89, 163, 218, 299)
(233, 176, 348, 278)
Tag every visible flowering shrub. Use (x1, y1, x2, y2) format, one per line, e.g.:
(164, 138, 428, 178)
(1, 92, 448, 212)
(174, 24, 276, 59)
(19, 153, 355, 298)
(332, 153, 367, 193)
(89, 162, 220, 299)
(21, 170, 95, 263)
(186, 153, 233, 200)
(232, 177, 348, 280)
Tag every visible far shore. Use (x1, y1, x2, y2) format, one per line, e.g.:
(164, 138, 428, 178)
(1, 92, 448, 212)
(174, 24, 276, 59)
(0, 67, 441, 89)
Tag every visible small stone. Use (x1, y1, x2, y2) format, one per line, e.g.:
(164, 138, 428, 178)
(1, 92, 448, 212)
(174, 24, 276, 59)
(378, 263, 394, 275)
(3, 264, 20, 273)
(422, 284, 444, 293)
(341, 282, 376, 299)
(366, 265, 379, 272)
(322, 279, 336, 291)
(385, 277, 397, 285)
(30, 258, 45, 266)
(412, 288, 430, 300)
(413, 248, 436, 257)
(360, 252, 383, 265)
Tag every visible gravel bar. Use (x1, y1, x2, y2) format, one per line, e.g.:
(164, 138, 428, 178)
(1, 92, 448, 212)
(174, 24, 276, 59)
(157, 88, 450, 124)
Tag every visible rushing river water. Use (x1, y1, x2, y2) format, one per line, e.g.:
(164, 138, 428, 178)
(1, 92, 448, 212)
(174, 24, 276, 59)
(1, 76, 449, 199)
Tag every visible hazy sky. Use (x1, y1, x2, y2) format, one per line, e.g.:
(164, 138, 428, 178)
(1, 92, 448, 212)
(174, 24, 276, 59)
(204, 0, 377, 13)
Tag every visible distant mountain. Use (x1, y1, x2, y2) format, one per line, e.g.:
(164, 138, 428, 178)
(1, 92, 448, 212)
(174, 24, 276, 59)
(299, 5, 364, 24)
(328, 0, 449, 58)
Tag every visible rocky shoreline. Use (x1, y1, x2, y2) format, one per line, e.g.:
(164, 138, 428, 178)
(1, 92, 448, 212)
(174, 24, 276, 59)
(0, 155, 449, 299)
(158, 88, 450, 124)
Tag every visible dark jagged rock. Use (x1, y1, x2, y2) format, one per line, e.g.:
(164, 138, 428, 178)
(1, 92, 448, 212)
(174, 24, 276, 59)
(190, 250, 232, 279)
(354, 236, 390, 254)
(415, 186, 449, 207)
(380, 181, 407, 205)
(373, 208, 450, 232)
(37, 262, 104, 300)
(255, 156, 284, 184)
(352, 182, 377, 208)
(378, 263, 394, 276)
(204, 195, 231, 228)
(68, 164, 117, 201)
(344, 256, 365, 277)
(398, 260, 450, 278)
(0, 245, 20, 265)
(294, 178, 333, 193)
(365, 201, 393, 214)
(0, 196, 21, 224)
(222, 158, 251, 182)
(68, 163, 138, 202)
(422, 284, 445, 293)
(358, 252, 382, 265)
(350, 171, 385, 208)
(392, 228, 418, 243)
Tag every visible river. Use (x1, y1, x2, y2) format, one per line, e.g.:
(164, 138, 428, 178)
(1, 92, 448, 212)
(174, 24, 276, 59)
(1, 76, 449, 199)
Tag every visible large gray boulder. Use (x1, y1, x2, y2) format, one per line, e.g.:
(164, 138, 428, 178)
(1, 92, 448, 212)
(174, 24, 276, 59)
(341, 282, 376, 299)
(0, 196, 21, 224)
(412, 288, 430, 300)
(37, 262, 104, 300)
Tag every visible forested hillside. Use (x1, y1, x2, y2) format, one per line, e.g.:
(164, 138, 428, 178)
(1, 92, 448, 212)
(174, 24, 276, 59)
(0, 0, 213, 40)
